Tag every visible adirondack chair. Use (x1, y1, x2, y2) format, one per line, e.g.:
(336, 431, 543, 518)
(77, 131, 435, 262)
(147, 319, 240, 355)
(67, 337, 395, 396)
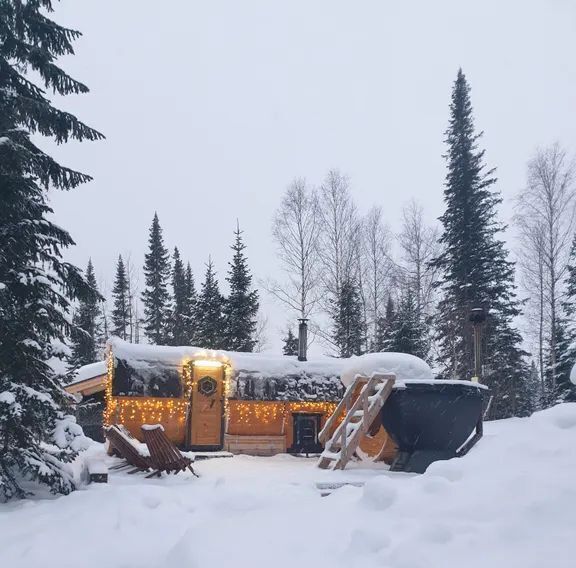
(141, 424, 198, 478)
(104, 425, 152, 474)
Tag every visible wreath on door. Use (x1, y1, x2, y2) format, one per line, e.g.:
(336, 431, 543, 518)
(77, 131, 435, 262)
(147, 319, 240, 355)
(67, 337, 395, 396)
(197, 376, 217, 396)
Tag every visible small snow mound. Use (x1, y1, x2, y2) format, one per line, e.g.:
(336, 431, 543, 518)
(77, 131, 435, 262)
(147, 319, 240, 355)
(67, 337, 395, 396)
(419, 524, 453, 544)
(536, 403, 576, 430)
(361, 476, 398, 510)
(570, 363, 576, 385)
(341, 352, 433, 387)
(421, 477, 451, 494)
(142, 423, 164, 431)
(348, 528, 391, 554)
(164, 530, 198, 567)
(426, 460, 464, 482)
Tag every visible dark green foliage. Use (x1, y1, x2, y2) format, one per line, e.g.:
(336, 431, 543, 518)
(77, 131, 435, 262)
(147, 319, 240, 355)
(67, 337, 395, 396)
(557, 235, 576, 402)
(0, 1, 103, 500)
(168, 248, 192, 346)
(69, 260, 102, 367)
(283, 328, 299, 356)
(196, 259, 225, 349)
(333, 278, 365, 358)
(223, 225, 259, 352)
(184, 263, 198, 344)
(141, 213, 171, 345)
(431, 70, 528, 418)
(111, 255, 129, 340)
(386, 288, 429, 360)
(373, 296, 395, 352)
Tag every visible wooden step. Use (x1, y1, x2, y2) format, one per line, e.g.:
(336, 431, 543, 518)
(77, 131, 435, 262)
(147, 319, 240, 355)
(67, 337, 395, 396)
(317, 373, 395, 470)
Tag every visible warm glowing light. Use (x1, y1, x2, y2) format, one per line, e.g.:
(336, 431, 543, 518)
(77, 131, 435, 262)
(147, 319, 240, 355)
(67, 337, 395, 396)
(193, 359, 224, 368)
(104, 349, 338, 442)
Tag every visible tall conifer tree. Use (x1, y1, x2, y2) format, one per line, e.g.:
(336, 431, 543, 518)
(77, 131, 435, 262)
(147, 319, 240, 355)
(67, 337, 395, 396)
(111, 255, 129, 340)
(282, 328, 299, 356)
(184, 263, 198, 344)
(333, 278, 365, 358)
(224, 225, 259, 352)
(386, 288, 429, 360)
(169, 248, 189, 345)
(196, 259, 225, 349)
(432, 70, 527, 418)
(557, 235, 576, 402)
(0, 2, 103, 499)
(69, 260, 102, 367)
(141, 213, 171, 344)
(374, 296, 395, 352)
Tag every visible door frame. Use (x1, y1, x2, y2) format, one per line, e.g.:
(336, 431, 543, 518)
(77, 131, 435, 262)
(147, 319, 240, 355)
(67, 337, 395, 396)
(184, 362, 226, 451)
(288, 412, 323, 454)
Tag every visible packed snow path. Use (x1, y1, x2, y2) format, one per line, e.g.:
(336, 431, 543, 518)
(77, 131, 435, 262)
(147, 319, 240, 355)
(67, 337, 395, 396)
(1, 405, 576, 568)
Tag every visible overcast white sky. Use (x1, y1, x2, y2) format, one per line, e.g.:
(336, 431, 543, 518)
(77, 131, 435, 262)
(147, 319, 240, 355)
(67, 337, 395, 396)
(48, 0, 576, 351)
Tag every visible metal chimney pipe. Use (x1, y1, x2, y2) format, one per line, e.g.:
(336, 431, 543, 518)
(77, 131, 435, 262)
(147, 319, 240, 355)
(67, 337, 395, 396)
(469, 307, 486, 383)
(298, 319, 308, 362)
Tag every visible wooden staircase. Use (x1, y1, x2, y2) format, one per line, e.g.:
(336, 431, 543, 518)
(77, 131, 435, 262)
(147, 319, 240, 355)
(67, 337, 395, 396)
(317, 373, 395, 470)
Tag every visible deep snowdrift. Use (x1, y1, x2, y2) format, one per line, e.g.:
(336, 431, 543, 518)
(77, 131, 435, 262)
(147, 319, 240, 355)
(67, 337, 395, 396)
(1, 404, 575, 568)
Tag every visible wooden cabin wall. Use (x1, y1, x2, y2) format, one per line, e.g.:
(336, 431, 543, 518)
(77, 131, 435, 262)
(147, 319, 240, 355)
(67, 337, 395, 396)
(107, 397, 187, 446)
(227, 400, 336, 449)
(106, 396, 396, 460)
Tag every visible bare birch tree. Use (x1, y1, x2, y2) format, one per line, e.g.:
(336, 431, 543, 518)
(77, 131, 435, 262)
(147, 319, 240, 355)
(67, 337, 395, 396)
(124, 253, 140, 344)
(361, 206, 393, 349)
(515, 143, 576, 393)
(268, 178, 321, 321)
(515, 217, 546, 384)
(317, 169, 361, 310)
(252, 311, 269, 353)
(397, 199, 440, 317)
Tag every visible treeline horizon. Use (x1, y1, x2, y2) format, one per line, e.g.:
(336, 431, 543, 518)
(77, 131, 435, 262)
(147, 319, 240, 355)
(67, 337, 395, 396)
(68, 69, 576, 425)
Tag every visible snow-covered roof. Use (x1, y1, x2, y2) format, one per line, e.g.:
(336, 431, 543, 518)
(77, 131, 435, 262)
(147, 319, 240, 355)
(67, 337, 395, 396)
(109, 338, 436, 385)
(69, 360, 107, 385)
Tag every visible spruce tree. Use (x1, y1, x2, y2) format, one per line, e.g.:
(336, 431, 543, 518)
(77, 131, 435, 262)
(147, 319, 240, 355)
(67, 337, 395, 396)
(141, 213, 171, 344)
(386, 288, 429, 360)
(0, 2, 103, 500)
(196, 259, 225, 349)
(333, 278, 365, 358)
(184, 263, 198, 344)
(374, 296, 395, 352)
(223, 225, 259, 352)
(69, 260, 102, 367)
(111, 255, 129, 340)
(169, 248, 189, 345)
(557, 235, 576, 402)
(283, 328, 299, 356)
(431, 69, 527, 418)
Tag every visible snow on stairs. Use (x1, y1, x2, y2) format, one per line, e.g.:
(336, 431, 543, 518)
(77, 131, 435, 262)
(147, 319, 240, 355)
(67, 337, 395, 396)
(317, 373, 395, 470)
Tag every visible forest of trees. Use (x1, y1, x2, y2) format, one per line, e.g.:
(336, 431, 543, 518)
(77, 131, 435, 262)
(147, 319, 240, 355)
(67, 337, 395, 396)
(68, 69, 576, 424)
(270, 70, 576, 419)
(68, 215, 262, 364)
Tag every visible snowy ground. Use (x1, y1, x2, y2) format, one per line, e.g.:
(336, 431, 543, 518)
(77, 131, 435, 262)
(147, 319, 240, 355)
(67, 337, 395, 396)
(1, 405, 576, 568)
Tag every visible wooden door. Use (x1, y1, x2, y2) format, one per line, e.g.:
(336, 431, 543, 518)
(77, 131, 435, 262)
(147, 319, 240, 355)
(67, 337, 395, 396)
(190, 366, 224, 449)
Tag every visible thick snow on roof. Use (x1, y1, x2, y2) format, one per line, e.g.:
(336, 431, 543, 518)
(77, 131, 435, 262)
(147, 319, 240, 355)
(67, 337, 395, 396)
(109, 338, 439, 386)
(70, 360, 107, 385)
(340, 352, 434, 387)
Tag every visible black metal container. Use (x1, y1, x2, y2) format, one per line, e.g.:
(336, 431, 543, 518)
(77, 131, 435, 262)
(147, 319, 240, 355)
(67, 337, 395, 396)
(381, 381, 487, 473)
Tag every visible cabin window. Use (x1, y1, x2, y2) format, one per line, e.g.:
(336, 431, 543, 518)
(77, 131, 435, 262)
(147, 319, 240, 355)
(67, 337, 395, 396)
(112, 359, 183, 398)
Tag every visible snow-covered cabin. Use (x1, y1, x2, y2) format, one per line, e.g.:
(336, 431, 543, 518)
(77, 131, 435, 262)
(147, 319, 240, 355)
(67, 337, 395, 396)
(66, 338, 433, 457)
